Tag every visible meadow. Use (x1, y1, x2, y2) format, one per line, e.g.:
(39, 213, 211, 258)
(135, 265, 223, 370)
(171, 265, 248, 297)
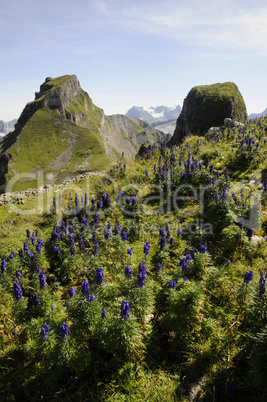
(1, 116, 267, 401)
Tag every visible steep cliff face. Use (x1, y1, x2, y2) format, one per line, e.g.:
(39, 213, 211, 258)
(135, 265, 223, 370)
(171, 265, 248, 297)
(0, 75, 168, 193)
(169, 82, 248, 145)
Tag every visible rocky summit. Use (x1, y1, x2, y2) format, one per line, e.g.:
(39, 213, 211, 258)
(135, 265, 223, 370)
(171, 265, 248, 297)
(0, 75, 166, 193)
(169, 82, 248, 145)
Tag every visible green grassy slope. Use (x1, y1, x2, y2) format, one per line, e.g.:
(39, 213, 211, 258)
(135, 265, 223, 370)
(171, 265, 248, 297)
(1, 116, 267, 400)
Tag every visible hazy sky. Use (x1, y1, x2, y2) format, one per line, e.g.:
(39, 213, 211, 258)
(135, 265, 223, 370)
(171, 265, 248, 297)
(1, 0, 267, 120)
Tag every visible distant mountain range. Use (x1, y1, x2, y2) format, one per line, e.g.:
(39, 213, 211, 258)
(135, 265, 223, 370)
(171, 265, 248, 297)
(125, 105, 182, 125)
(248, 108, 267, 120)
(0, 119, 17, 137)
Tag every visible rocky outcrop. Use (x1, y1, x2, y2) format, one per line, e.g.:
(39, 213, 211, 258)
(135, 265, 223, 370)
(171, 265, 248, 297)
(0, 154, 11, 192)
(168, 82, 248, 145)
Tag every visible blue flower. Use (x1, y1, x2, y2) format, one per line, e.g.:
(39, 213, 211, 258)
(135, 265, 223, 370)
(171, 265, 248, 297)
(87, 294, 95, 302)
(143, 241, 150, 256)
(96, 268, 104, 285)
(13, 279, 23, 300)
(1, 258, 7, 274)
(121, 231, 128, 241)
(60, 322, 70, 340)
(124, 266, 132, 279)
(68, 234, 75, 247)
(156, 263, 162, 270)
(127, 248, 133, 256)
(104, 228, 110, 240)
(101, 309, 107, 318)
(199, 244, 207, 254)
(68, 286, 76, 297)
(78, 237, 85, 251)
(40, 323, 51, 340)
(16, 270, 23, 279)
(169, 280, 176, 289)
(259, 271, 266, 297)
(247, 228, 253, 239)
(10, 251, 15, 259)
(243, 270, 254, 284)
(81, 280, 90, 295)
(120, 300, 130, 319)
(39, 271, 47, 289)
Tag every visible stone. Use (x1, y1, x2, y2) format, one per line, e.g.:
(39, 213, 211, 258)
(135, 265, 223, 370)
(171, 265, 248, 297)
(168, 82, 248, 145)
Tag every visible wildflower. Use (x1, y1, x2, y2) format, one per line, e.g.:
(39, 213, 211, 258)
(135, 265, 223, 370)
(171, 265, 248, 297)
(94, 212, 99, 226)
(179, 257, 189, 271)
(92, 233, 100, 255)
(91, 198, 96, 206)
(16, 270, 23, 279)
(143, 241, 150, 256)
(10, 251, 15, 259)
(24, 241, 29, 253)
(97, 200, 102, 209)
(227, 260, 231, 265)
(159, 228, 166, 250)
(101, 309, 107, 318)
(259, 271, 266, 297)
(40, 323, 51, 340)
(124, 266, 132, 279)
(104, 228, 110, 240)
(13, 279, 23, 300)
(170, 237, 174, 246)
(18, 249, 23, 258)
(26, 229, 31, 239)
(96, 268, 104, 285)
(87, 294, 95, 302)
(68, 234, 75, 247)
(39, 271, 47, 289)
(81, 280, 90, 295)
(1, 258, 7, 274)
(78, 236, 85, 251)
(243, 270, 254, 284)
(127, 248, 133, 256)
(199, 244, 207, 254)
(27, 293, 39, 310)
(59, 322, 70, 340)
(68, 286, 76, 297)
(114, 220, 121, 235)
(51, 307, 54, 312)
(121, 231, 128, 241)
(247, 228, 253, 239)
(156, 263, 162, 270)
(169, 280, 176, 289)
(120, 300, 130, 319)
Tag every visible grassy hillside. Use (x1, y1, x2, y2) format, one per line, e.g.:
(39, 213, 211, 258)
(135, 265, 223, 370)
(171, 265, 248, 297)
(1, 116, 267, 400)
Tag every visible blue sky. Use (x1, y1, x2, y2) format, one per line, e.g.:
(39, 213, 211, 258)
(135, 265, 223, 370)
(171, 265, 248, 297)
(1, 0, 267, 120)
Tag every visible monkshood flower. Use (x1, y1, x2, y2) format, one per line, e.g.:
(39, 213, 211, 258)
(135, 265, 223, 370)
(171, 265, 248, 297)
(81, 280, 90, 295)
(68, 234, 75, 247)
(91, 198, 96, 206)
(243, 270, 254, 284)
(10, 251, 15, 259)
(92, 234, 100, 256)
(259, 271, 266, 297)
(159, 229, 166, 250)
(75, 194, 79, 207)
(70, 246, 76, 256)
(227, 260, 231, 265)
(60, 322, 70, 340)
(68, 225, 73, 234)
(114, 221, 121, 236)
(40, 323, 51, 340)
(169, 280, 176, 289)
(144, 241, 150, 256)
(124, 266, 132, 279)
(16, 270, 23, 279)
(87, 294, 95, 302)
(78, 236, 85, 251)
(39, 271, 47, 289)
(127, 248, 133, 256)
(81, 216, 89, 229)
(121, 192, 125, 201)
(126, 197, 131, 205)
(199, 244, 207, 254)
(53, 245, 61, 255)
(68, 286, 76, 297)
(26, 229, 31, 239)
(104, 228, 110, 240)
(1, 258, 7, 274)
(31, 232, 36, 245)
(96, 268, 104, 285)
(24, 241, 29, 253)
(156, 263, 162, 270)
(170, 238, 174, 246)
(94, 212, 99, 226)
(132, 194, 137, 205)
(107, 221, 112, 229)
(97, 200, 102, 210)
(177, 228, 182, 237)
(18, 249, 23, 258)
(121, 231, 128, 241)
(120, 300, 130, 319)
(13, 279, 23, 300)
(179, 258, 189, 271)
(247, 228, 253, 239)
(101, 309, 107, 318)
(27, 293, 40, 310)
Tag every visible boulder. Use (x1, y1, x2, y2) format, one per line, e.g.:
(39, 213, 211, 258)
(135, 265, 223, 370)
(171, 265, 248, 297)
(168, 82, 248, 145)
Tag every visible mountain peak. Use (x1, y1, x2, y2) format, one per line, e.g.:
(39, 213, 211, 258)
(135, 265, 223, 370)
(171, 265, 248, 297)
(125, 104, 181, 124)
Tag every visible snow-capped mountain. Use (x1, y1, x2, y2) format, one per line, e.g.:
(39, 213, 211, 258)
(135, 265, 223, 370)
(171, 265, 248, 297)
(248, 108, 267, 120)
(125, 105, 181, 125)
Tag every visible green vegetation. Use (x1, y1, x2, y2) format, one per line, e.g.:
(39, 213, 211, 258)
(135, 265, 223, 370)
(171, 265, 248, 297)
(1, 115, 267, 401)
